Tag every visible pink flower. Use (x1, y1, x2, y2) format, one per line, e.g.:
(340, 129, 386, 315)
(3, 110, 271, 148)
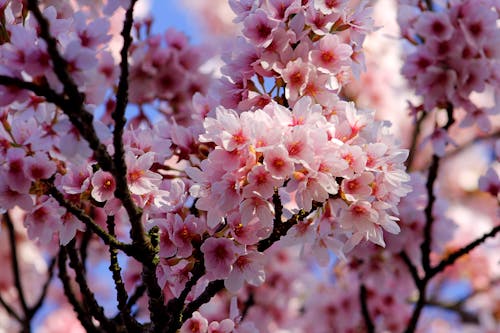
(416, 66, 457, 110)
(228, 211, 271, 245)
(421, 127, 457, 157)
(0, 176, 33, 211)
(460, 106, 493, 133)
(478, 167, 500, 198)
(200, 107, 250, 151)
(156, 259, 192, 299)
(414, 11, 454, 41)
(309, 34, 352, 75)
(201, 238, 239, 280)
(284, 126, 313, 165)
(456, 0, 498, 49)
(341, 172, 374, 202)
(281, 58, 310, 101)
(263, 145, 294, 179)
(4, 147, 31, 193)
(74, 13, 111, 49)
(59, 212, 85, 246)
(24, 197, 64, 244)
(339, 144, 367, 177)
(225, 251, 265, 293)
(268, 0, 301, 20)
(23, 153, 57, 181)
(91, 170, 116, 202)
(171, 214, 202, 258)
(340, 201, 382, 251)
(59, 167, 92, 198)
(243, 165, 283, 199)
(314, 0, 348, 15)
(208, 319, 235, 333)
(125, 152, 162, 195)
(243, 9, 279, 48)
(180, 311, 208, 333)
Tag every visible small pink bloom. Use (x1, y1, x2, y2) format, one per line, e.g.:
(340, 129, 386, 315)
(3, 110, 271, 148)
(156, 259, 192, 299)
(60, 164, 93, 195)
(225, 251, 265, 293)
(263, 145, 294, 179)
(0, 176, 33, 211)
(208, 319, 235, 333)
(171, 214, 202, 258)
(341, 172, 374, 202)
(340, 200, 382, 251)
(421, 127, 457, 157)
(309, 34, 352, 74)
(243, 165, 283, 199)
(201, 238, 239, 280)
(478, 167, 500, 197)
(339, 145, 367, 177)
(91, 170, 116, 202)
(243, 9, 279, 48)
(314, 0, 348, 15)
(24, 197, 64, 244)
(59, 212, 85, 246)
(414, 11, 454, 41)
(228, 212, 270, 245)
(125, 152, 162, 195)
(281, 58, 310, 101)
(23, 153, 57, 181)
(5, 147, 31, 193)
(180, 311, 208, 333)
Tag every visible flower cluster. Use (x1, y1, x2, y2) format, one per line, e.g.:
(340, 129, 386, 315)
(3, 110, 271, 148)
(2, 0, 498, 332)
(127, 28, 213, 125)
(400, 0, 500, 132)
(220, 0, 374, 111)
(186, 0, 411, 286)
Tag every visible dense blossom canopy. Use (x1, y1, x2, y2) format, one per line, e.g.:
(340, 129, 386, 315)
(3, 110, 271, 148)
(0, 0, 498, 332)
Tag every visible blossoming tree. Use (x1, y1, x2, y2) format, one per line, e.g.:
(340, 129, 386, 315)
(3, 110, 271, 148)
(0, 0, 498, 332)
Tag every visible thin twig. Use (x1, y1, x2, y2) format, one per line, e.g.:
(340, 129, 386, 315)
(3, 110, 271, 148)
(126, 284, 146, 311)
(44, 181, 134, 256)
(28, 257, 56, 317)
(58, 248, 102, 333)
(360, 284, 375, 333)
(4, 213, 29, 316)
(66, 241, 116, 333)
(0, 294, 22, 322)
(178, 197, 324, 331)
(106, 216, 140, 331)
(406, 111, 427, 171)
(426, 299, 479, 324)
(400, 251, 421, 284)
(25, 0, 114, 172)
(429, 225, 500, 279)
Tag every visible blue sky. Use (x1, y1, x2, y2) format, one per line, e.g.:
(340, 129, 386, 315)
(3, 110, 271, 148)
(150, 1, 202, 43)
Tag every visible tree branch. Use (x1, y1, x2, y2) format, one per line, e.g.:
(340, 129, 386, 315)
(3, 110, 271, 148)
(406, 104, 456, 333)
(28, 257, 56, 317)
(0, 294, 22, 323)
(106, 216, 141, 332)
(58, 248, 103, 333)
(426, 298, 479, 324)
(44, 181, 135, 257)
(66, 241, 116, 333)
(178, 196, 324, 330)
(429, 225, 500, 279)
(360, 284, 375, 333)
(0, 75, 65, 106)
(4, 213, 29, 316)
(25, 0, 114, 173)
